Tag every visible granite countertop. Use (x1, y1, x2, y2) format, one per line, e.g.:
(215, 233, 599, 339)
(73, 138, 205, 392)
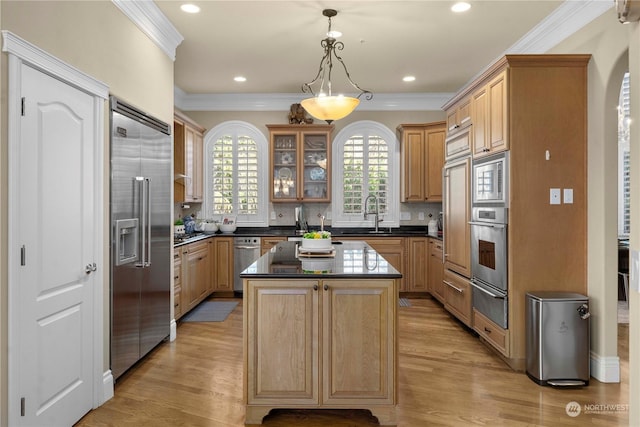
(240, 241, 402, 279)
(174, 226, 442, 247)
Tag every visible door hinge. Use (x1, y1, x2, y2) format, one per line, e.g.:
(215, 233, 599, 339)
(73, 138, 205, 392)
(20, 397, 25, 416)
(20, 245, 26, 266)
(21, 97, 25, 116)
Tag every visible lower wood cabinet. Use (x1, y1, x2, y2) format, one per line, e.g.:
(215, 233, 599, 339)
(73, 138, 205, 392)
(173, 248, 183, 319)
(428, 238, 444, 303)
(244, 278, 397, 425)
(261, 237, 286, 255)
(406, 237, 428, 292)
(443, 269, 473, 327)
(341, 237, 405, 291)
(185, 240, 211, 312)
(212, 236, 233, 292)
(473, 308, 509, 356)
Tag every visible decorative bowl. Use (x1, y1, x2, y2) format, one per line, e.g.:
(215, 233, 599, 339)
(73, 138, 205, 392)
(219, 223, 237, 234)
(302, 259, 333, 273)
(301, 231, 332, 250)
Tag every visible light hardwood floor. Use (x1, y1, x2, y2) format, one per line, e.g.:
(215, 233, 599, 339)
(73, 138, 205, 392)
(76, 298, 628, 426)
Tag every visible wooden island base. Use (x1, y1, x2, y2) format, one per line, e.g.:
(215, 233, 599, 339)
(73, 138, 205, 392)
(241, 242, 401, 427)
(245, 405, 397, 425)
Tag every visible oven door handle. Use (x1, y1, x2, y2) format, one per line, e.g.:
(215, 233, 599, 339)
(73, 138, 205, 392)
(468, 221, 506, 229)
(471, 280, 506, 299)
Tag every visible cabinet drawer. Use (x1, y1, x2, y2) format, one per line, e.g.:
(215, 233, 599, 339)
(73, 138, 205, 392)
(443, 269, 472, 327)
(474, 308, 508, 356)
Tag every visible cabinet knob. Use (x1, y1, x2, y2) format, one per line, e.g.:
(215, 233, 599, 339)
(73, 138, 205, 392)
(324, 284, 328, 291)
(313, 284, 318, 291)
(483, 148, 490, 152)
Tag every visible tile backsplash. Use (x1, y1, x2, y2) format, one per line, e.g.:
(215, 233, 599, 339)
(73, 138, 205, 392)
(175, 201, 442, 228)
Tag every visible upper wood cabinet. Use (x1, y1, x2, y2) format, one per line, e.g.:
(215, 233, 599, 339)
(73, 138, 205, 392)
(397, 122, 445, 202)
(267, 124, 333, 203)
(174, 111, 206, 203)
(472, 69, 508, 157)
(445, 97, 471, 136)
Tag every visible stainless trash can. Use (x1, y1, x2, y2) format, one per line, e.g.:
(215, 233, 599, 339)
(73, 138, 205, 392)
(526, 291, 590, 386)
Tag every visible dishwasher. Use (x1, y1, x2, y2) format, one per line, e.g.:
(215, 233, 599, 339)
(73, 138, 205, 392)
(234, 237, 262, 293)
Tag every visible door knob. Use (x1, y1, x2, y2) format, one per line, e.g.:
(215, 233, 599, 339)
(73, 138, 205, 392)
(85, 263, 97, 274)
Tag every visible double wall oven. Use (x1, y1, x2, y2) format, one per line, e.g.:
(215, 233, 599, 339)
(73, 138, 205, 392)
(470, 152, 509, 328)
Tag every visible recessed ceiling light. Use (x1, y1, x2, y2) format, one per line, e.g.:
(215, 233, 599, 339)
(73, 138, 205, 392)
(451, 2, 471, 13)
(180, 4, 200, 14)
(234, 76, 247, 83)
(403, 76, 416, 82)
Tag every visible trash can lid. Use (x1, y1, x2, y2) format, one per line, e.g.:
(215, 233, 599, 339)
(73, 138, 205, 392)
(526, 291, 588, 301)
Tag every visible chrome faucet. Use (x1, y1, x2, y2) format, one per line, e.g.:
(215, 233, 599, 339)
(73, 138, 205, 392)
(364, 194, 381, 232)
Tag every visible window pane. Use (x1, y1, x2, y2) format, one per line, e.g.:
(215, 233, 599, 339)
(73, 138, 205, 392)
(211, 134, 259, 216)
(342, 134, 389, 215)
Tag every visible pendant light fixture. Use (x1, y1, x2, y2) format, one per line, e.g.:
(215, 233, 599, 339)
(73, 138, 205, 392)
(300, 9, 373, 124)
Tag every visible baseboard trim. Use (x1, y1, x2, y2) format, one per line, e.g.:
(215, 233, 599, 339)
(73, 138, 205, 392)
(170, 319, 177, 341)
(102, 370, 114, 405)
(590, 352, 620, 383)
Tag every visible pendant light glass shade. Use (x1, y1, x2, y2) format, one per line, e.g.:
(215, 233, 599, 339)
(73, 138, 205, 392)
(301, 9, 372, 124)
(300, 95, 360, 123)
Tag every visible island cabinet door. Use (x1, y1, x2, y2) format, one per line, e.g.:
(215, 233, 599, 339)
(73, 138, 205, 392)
(245, 280, 320, 405)
(321, 279, 396, 405)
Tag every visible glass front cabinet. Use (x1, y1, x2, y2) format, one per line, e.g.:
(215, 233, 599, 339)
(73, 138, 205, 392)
(267, 124, 333, 202)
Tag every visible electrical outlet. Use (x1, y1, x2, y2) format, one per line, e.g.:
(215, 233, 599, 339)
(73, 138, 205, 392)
(400, 211, 411, 220)
(550, 188, 561, 205)
(418, 212, 425, 221)
(270, 211, 276, 220)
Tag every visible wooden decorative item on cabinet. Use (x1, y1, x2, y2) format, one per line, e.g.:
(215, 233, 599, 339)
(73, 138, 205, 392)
(174, 111, 206, 203)
(261, 237, 286, 255)
(442, 54, 590, 370)
(397, 122, 445, 202)
(428, 238, 444, 303)
(443, 156, 471, 279)
(406, 237, 428, 293)
(213, 236, 234, 292)
(244, 278, 397, 425)
(267, 124, 333, 202)
(443, 268, 472, 328)
(173, 248, 183, 319)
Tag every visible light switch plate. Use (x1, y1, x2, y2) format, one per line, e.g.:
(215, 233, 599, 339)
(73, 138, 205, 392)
(550, 188, 561, 205)
(563, 189, 573, 204)
(400, 211, 411, 220)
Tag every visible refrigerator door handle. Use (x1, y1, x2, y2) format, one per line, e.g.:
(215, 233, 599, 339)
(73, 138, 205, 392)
(145, 178, 151, 267)
(135, 176, 147, 267)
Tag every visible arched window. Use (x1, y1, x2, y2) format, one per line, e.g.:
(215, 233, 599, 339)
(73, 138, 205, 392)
(618, 72, 630, 237)
(331, 121, 400, 227)
(203, 121, 269, 226)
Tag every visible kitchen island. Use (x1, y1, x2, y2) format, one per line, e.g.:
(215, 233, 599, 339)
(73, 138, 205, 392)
(241, 241, 401, 425)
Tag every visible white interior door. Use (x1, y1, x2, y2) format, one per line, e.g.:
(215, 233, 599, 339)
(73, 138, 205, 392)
(10, 63, 96, 426)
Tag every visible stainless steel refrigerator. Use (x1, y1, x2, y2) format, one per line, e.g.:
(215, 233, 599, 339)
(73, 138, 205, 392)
(110, 96, 172, 380)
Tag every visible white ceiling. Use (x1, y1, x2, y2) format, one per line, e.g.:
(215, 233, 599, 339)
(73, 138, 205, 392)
(151, 1, 612, 110)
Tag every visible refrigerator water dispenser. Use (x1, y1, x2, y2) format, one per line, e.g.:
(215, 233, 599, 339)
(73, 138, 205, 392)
(115, 218, 138, 266)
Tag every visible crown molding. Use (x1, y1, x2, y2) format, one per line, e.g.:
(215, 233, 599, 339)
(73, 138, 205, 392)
(174, 88, 454, 112)
(111, 0, 183, 61)
(507, 0, 614, 54)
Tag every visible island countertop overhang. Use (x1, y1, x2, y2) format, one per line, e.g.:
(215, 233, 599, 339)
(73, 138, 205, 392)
(240, 240, 402, 279)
